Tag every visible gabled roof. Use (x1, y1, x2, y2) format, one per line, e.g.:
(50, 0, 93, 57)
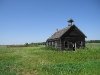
(47, 25, 86, 41)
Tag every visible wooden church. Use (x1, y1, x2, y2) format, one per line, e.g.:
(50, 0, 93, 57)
(46, 19, 86, 50)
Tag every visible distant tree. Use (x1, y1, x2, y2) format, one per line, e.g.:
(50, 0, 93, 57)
(30, 43, 34, 45)
(24, 43, 29, 47)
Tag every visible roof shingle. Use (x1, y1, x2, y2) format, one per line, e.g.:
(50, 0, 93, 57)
(47, 25, 72, 40)
(47, 25, 86, 41)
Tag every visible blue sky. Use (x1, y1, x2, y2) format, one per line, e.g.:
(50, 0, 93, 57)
(0, 0, 100, 45)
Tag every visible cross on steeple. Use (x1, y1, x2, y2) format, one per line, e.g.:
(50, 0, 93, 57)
(67, 19, 74, 26)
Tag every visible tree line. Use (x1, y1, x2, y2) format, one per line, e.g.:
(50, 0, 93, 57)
(86, 40, 100, 43)
(24, 42, 46, 47)
(6, 40, 100, 47)
(7, 42, 46, 47)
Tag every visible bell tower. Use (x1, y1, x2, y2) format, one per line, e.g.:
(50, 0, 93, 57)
(67, 19, 74, 26)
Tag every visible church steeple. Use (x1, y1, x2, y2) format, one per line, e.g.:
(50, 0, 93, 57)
(67, 19, 74, 26)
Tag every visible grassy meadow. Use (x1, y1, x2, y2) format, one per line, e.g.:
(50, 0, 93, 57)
(0, 43, 100, 75)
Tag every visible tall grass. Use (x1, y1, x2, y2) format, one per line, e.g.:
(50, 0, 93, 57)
(0, 43, 100, 75)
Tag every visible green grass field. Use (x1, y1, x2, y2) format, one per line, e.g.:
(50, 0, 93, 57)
(0, 43, 100, 75)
